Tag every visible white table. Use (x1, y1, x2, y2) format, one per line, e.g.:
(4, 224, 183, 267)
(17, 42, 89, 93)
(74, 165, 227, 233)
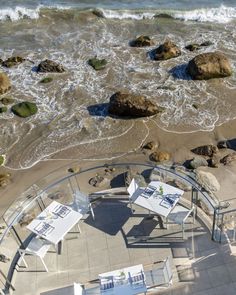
(131, 181, 184, 218)
(27, 201, 83, 246)
(99, 264, 147, 295)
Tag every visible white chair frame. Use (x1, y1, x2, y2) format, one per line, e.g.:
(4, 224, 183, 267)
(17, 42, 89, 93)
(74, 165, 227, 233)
(166, 204, 195, 239)
(18, 237, 52, 272)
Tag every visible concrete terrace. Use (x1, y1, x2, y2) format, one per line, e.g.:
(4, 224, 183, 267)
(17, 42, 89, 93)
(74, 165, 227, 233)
(11, 197, 236, 295)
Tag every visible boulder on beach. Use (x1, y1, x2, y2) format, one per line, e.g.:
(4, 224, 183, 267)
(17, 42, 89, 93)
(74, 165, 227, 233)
(150, 151, 171, 162)
(11, 101, 38, 118)
(196, 170, 220, 192)
(88, 57, 107, 70)
(220, 152, 236, 165)
(189, 157, 208, 169)
(187, 52, 232, 80)
(191, 145, 218, 157)
(142, 141, 159, 151)
(108, 91, 164, 117)
(152, 40, 181, 61)
(37, 59, 65, 73)
(130, 35, 155, 47)
(89, 174, 110, 187)
(2, 56, 25, 68)
(0, 73, 11, 94)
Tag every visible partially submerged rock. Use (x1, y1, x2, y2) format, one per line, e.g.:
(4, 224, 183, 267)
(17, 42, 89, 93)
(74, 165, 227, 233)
(187, 52, 232, 80)
(220, 152, 236, 165)
(11, 101, 38, 118)
(125, 169, 146, 187)
(88, 57, 107, 70)
(0, 97, 14, 105)
(108, 91, 164, 117)
(40, 77, 53, 83)
(191, 145, 218, 157)
(2, 56, 25, 68)
(0, 155, 5, 166)
(152, 40, 181, 61)
(185, 41, 213, 52)
(0, 73, 11, 94)
(150, 151, 171, 162)
(0, 106, 7, 113)
(130, 35, 155, 47)
(196, 170, 220, 192)
(185, 44, 201, 52)
(37, 59, 65, 73)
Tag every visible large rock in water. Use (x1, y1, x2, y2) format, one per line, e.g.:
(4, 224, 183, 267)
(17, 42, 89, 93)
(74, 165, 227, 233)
(2, 56, 25, 68)
(196, 170, 220, 193)
(187, 52, 232, 80)
(37, 59, 65, 73)
(11, 101, 38, 118)
(152, 40, 181, 60)
(130, 35, 155, 47)
(108, 92, 163, 117)
(0, 73, 11, 94)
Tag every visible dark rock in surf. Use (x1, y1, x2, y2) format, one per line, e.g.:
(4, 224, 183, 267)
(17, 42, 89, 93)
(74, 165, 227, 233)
(37, 59, 65, 73)
(108, 91, 164, 117)
(130, 35, 155, 47)
(187, 52, 232, 80)
(2, 56, 25, 68)
(152, 40, 181, 60)
(92, 9, 105, 18)
(88, 57, 107, 70)
(11, 101, 38, 118)
(185, 44, 201, 51)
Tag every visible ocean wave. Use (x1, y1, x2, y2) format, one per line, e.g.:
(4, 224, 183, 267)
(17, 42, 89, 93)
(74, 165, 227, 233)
(95, 5, 236, 23)
(0, 6, 40, 21)
(1, 4, 236, 23)
(173, 5, 236, 24)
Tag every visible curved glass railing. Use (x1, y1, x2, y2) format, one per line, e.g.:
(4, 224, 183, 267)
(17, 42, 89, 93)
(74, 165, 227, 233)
(0, 160, 224, 293)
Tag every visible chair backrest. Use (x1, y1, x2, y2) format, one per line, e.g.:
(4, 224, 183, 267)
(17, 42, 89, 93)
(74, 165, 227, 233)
(162, 257, 172, 284)
(73, 191, 90, 214)
(127, 178, 139, 197)
(73, 283, 83, 295)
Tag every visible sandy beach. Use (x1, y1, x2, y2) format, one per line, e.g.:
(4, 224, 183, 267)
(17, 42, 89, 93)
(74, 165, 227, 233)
(1, 115, 236, 216)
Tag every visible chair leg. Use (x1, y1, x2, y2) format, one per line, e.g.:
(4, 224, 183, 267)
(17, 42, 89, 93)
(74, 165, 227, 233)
(40, 257, 48, 272)
(89, 204, 95, 220)
(182, 223, 185, 239)
(77, 222, 81, 233)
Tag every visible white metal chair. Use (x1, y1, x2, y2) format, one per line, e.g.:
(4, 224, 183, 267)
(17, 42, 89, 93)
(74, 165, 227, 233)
(73, 282, 84, 295)
(72, 191, 95, 221)
(145, 257, 173, 291)
(166, 204, 195, 239)
(127, 178, 141, 213)
(18, 237, 52, 272)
